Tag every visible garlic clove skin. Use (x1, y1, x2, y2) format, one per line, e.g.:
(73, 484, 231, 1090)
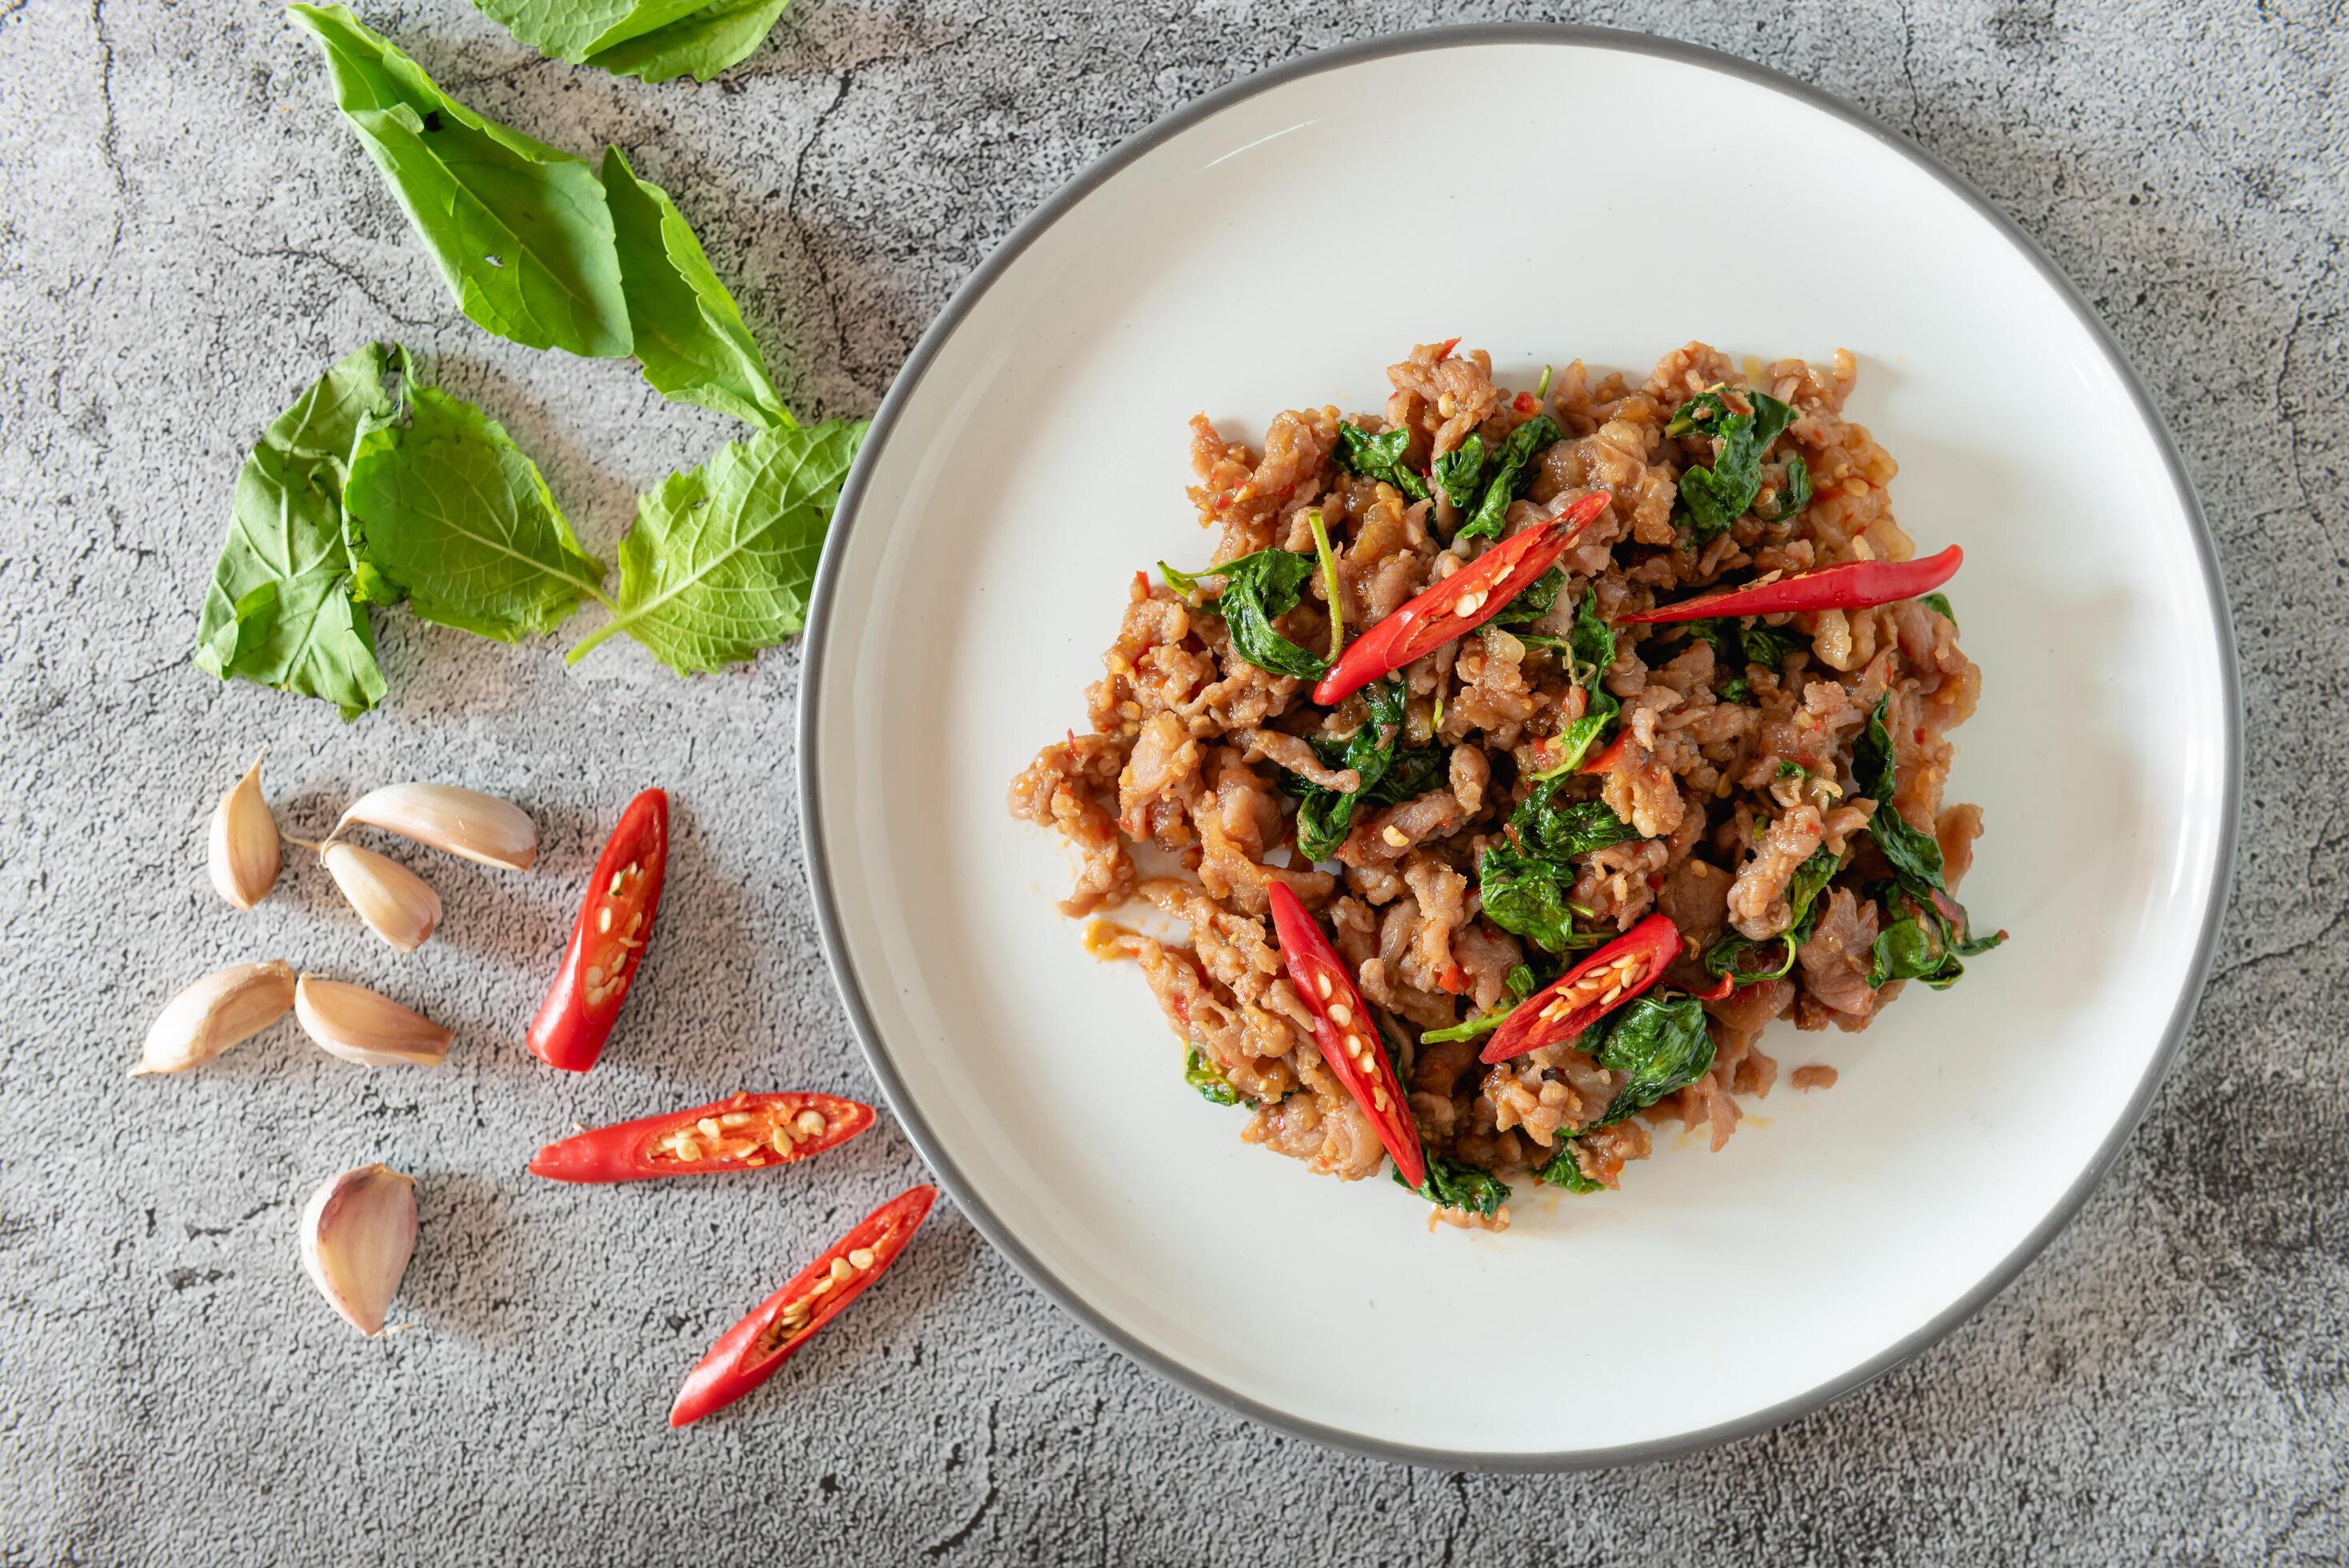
(208, 753, 282, 910)
(333, 784, 537, 873)
(294, 974, 452, 1067)
(300, 1163, 418, 1336)
(135, 959, 297, 1076)
(320, 842, 441, 953)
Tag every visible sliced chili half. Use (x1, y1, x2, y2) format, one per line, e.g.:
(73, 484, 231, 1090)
(1617, 544, 1962, 625)
(669, 1184, 937, 1428)
(527, 1092, 874, 1183)
(1311, 491, 1611, 706)
(1265, 881, 1425, 1187)
(526, 788, 667, 1073)
(1480, 913, 1683, 1065)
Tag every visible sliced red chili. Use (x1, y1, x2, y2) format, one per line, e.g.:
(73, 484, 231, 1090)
(669, 1185, 936, 1428)
(1577, 733, 1627, 776)
(1617, 545, 1963, 625)
(1265, 881, 1425, 1187)
(527, 1092, 874, 1183)
(1479, 914, 1682, 1064)
(526, 788, 667, 1073)
(1311, 491, 1611, 706)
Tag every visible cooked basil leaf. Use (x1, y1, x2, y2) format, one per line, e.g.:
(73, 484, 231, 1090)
(602, 146, 791, 428)
(290, 5, 632, 358)
(1703, 845, 1841, 984)
(1286, 676, 1438, 860)
(1477, 782, 1639, 954)
(1923, 591, 1957, 627)
(566, 419, 864, 673)
(1534, 1144, 1606, 1192)
(1505, 963, 1539, 999)
(1856, 697, 1947, 891)
(1162, 548, 1327, 681)
(1585, 993, 1716, 1126)
(1183, 1046, 1243, 1107)
(1334, 422, 1430, 502)
(1455, 415, 1560, 544)
(1518, 790, 1641, 862)
(1489, 566, 1567, 630)
(1395, 1150, 1511, 1218)
(193, 342, 406, 718)
(1420, 1005, 1514, 1045)
(1866, 882, 2007, 990)
(1526, 592, 1621, 778)
(1719, 676, 1753, 704)
(1668, 387, 1801, 541)
(1755, 452, 1811, 522)
(1431, 435, 1489, 510)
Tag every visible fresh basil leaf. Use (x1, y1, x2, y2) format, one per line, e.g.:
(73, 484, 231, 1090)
(1923, 591, 1957, 628)
(1455, 415, 1560, 544)
(466, 0, 710, 62)
(1856, 696, 1947, 891)
(566, 418, 865, 673)
(1395, 1150, 1511, 1218)
(1533, 1143, 1605, 1193)
(1668, 388, 1800, 541)
(290, 6, 632, 358)
(1585, 994, 1715, 1126)
(1431, 435, 1488, 510)
(193, 342, 406, 718)
(578, 0, 791, 82)
(1183, 1046, 1242, 1107)
(1164, 548, 1327, 681)
(343, 384, 608, 642)
(602, 146, 791, 429)
(1333, 422, 1429, 502)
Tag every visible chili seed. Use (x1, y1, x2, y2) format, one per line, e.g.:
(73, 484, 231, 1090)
(847, 1248, 876, 1270)
(829, 1257, 855, 1284)
(597, 908, 611, 933)
(796, 1110, 826, 1137)
(1327, 1002, 1353, 1027)
(1381, 825, 1410, 848)
(1315, 974, 1332, 999)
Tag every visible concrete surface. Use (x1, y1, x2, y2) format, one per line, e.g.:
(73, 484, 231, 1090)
(2, 0, 2343, 1562)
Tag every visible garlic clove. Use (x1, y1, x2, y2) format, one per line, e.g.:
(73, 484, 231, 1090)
(333, 784, 537, 873)
(294, 974, 452, 1067)
(299, 1163, 418, 1336)
(134, 959, 297, 1076)
(320, 842, 441, 953)
(209, 753, 282, 910)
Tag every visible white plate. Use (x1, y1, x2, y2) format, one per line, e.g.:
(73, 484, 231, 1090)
(799, 26, 2238, 1466)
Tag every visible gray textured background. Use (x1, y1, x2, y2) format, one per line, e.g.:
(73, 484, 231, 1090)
(2, 0, 2342, 1562)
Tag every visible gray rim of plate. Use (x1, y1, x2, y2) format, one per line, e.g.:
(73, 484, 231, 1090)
(796, 22, 2244, 1472)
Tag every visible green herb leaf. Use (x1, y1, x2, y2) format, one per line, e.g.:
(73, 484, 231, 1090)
(602, 146, 791, 429)
(1584, 993, 1715, 1126)
(1533, 1142, 1603, 1192)
(578, 0, 792, 82)
(342, 384, 609, 642)
(1286, 678, 1443, 860)
(1162, 548, 1327, 681)
(290, 5, 632, 358)
(1419, 1006, 1515, 1045)
(1755, 451, 1811, 522)
(1431, 435, 1489, 510)
(1394, 1150, 1511, 1218)
(1866, 882, 2007, 990)
(466, 0, 710, 63)
(1525, 592, 1621, 778)
(1488, 566, 1566, 630)
(1719, 676, 1753, 704)
(567, 419, 865, 673)
(1702, 845, 1841, 984)
(1668, 388, 1800, 541)
(1333, 422, 1429, 502)
(1183, 1046, 1243, 1107)
(1477, 782, 1639, 954)
(1923, 591, 1957, 628)
(193, 342, 406, 718)
(1855, 696, 1947, 891)
(1454, 415, 1560, 544)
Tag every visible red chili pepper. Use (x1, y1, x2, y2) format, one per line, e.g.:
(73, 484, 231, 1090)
(1577, 734, 1627, 775)
(526, 789, 668, 1073)
(1511, 391, 1539, 415)
(1432, 336, 1461, 359)
(1311, 491, 1611, 706)
(1266, 882, 1425, 1187)
(527, 1092, 874, 1183)
(670, 1185, 936, 1427)
(1617, 545, 1963, 626)
(1692, 971, 1736, 1002)
(1479, 914, 1682, 1065)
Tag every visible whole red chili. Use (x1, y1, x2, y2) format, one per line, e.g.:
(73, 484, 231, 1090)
(527, 1092, 874, 1183)
(526, 788, 666, 1073)
(1616, 545, 1962, 625)
(1480, 914, 1683, 1064)
(1312, 491, 1611, 706)
(670, 1185, 937, 1427)
(1266, 881, 1425, 1186)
